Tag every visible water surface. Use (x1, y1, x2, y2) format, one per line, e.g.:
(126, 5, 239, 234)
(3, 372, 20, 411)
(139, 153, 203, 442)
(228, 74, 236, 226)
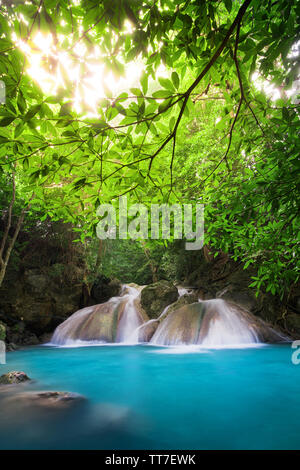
(0, 344, 299, 449)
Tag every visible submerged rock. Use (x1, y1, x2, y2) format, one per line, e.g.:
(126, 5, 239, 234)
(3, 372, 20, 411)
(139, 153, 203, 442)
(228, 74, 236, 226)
(0, 371, 31, 385)
(4, 391, 86, 411)
(140, 280, 179, 318)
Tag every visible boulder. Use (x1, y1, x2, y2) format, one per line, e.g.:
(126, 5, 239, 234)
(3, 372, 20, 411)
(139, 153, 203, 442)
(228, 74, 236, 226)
(52, 299, 128, 344)
(91, 275, 122, 304)
(137, 293, 198, 342)
(0, 371, 31, 385)
(137, 319, 160, 343)
(5, 322, 40, 346)
(150, 299, 288, 346)
(163, 293, 199, 318)
(140, 280, 179, 318)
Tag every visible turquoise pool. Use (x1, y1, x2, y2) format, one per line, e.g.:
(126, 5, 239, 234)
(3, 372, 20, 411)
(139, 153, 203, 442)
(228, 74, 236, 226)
(0, 343, 299, 449)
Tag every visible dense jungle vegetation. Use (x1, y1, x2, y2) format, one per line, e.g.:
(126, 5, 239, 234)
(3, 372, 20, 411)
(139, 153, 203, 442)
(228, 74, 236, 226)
(0, 0, 299, 300)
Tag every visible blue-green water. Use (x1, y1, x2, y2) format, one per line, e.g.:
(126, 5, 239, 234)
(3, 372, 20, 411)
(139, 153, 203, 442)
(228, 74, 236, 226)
(0, 343, 300, 449)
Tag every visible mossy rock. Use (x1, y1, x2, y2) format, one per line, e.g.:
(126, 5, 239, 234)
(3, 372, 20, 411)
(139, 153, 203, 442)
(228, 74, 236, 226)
(0, 322, 5, 341)
(140, 280, 179, 319)
(91, 275, 122, 304)
(162, 293, 199, 319)
(0, 371, 30, 385)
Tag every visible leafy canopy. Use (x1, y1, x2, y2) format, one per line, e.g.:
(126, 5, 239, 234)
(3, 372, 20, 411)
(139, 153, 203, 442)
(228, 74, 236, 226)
(0, 0, 299, 297)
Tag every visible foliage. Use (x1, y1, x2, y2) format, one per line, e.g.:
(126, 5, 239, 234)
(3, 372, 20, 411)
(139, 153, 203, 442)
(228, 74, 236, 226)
(0, 0, 299, 297)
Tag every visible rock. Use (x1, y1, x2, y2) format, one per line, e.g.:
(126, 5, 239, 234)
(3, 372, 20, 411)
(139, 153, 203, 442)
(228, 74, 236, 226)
(140, 280, 179, 318)
(285, 314, 300, 335)
(0, 371, 31, 385)
(0, 321, 5, 341)
(164, 293, 199, 318)
(91, 275, 122, 304)
(52, 300, 127, 344)
(150, 299, 288, 346)
(39, 332, 53, 344)
(6, 342, 18, 351)
(23, 269, 49, 295)
(137, 292, 198, 342)
(5, 322, 40, 346)
(137, 319, 160, 342)
(133, 295, 149, 323)
(4, 391, 86, 410)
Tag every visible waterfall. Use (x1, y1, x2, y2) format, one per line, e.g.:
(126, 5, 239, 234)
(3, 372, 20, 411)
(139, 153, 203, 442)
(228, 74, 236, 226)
(177, 287, 192, 297)
(115, 286, 142, 344)
(51, 285, 143, 345)
(199, 299, 259, 346)
(149, 298, 278, 346)
(51, 283, 288, 347)
(132, 303, 172, 343)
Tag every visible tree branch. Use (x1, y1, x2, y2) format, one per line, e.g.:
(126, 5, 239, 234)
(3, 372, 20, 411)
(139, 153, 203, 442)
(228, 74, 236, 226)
(147, 0, 252, 174)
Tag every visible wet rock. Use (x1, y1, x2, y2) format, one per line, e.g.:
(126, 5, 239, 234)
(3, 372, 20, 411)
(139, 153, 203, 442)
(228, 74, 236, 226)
(0, 371, 31, 385)
(164, 293, 199, 317)
(133, 295, 149, 323)
(138, 292, 198, 342)
(52, 301, 127, 344)
(140, 280, 179, 318)
(138, 320, 159, 343)
(150, 300, 288, 346)
(4, 391, 86, 410)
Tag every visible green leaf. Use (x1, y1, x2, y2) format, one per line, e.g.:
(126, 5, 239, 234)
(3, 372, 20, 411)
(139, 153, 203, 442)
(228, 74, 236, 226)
(224, 0, 232, 13)
(17, 91, 26, 113)
(158, 77, 175, 92)
(0, 116, 15, 126)
(171, 71, 179, 89)
(14, 122, 24, 138)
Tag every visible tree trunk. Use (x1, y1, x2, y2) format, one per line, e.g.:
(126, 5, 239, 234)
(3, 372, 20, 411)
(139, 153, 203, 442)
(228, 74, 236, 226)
(0, 173, 31, 288)
(141, 241, 159, 283)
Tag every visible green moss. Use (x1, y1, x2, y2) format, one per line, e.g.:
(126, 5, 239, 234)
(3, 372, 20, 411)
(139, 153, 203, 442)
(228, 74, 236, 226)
(0, 322, 6, 341)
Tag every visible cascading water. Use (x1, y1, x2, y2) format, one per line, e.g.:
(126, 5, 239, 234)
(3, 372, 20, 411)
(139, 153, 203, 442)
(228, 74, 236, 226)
(177, 287, 192, 297)
(115, 286, 142, 344)
(149, 298, 287, 346)
(51, 284, 288, 347)
(199, 299, 259, 346)
(132, 303, 172, 343)
(51, 285, 143, 346)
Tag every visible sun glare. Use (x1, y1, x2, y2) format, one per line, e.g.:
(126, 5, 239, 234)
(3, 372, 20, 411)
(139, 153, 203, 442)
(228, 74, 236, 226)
(18, 31, 143, 116)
